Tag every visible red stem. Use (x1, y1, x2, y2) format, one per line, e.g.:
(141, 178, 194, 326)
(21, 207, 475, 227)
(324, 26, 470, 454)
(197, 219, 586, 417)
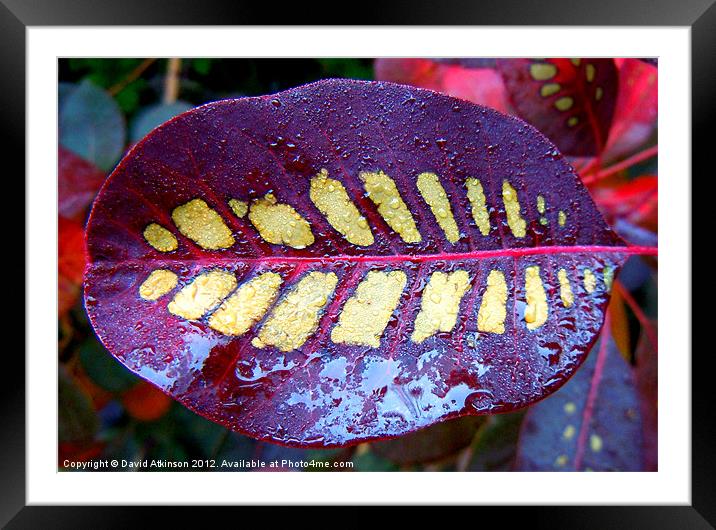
(582, 145, 658, 184)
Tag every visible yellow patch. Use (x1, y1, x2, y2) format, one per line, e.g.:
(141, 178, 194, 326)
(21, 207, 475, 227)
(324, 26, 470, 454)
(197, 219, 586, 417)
(563, 424, 576, 440)
(583, 269, 597, 293)
(252, 272, 337, 352)
(331, 270, 407, 348)
(540, 83, 561, 97)
(524, 266, 548, 330)
(208, 272, 282, 336)
(411, 270, 471, 344)
(537, 195, 546, 214)
(567, 116, 579, 127)
(248, 193, 314, 249)
(558, 210, 567, 227)
(309, 169, 374, 246)
(585, 63, 596, 82)
(228, 199, 248, 218)
(558, 268, 574, 308)
(139, 269, 178, 301)
(554, 454, 568, 468)
(590, 434, 603, 452)
(554, 96, 574, 111)
(502, 180, 527, 238)
(603, 266, 614, 290)
(564, 402, 577, 414)
(167, 269, 236, 320)
(477, 270, 508, 334)
(143, 223, 178, 252)
(360, 171, 421, 243)
(570, 58, 581, 66)
(465, 178, 491, 236)
(416, 172, 460, 244)
(595, 86, 603, 101)
(172, 198, 235, 250)
(529, 63, 557, 81)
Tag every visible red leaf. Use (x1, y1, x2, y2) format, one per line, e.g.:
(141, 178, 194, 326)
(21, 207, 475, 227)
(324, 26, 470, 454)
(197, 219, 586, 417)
(602, 59, 658, 163)
(59, 146, 107, 222)
(497, 59, 618, 157)
(515, 324, 645, 471)
(58, 216, 87, 316)
(85, 79, 642, 447)
(375, 58, 511, 113)
(121, 380, 172, 421)
(592, 175, 658, 232)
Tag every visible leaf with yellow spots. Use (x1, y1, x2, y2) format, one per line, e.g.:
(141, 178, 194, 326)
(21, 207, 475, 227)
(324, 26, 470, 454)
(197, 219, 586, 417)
(515, 327, 645, 471)
(497, 58, 618, 156)
(84, 79, 654, 448)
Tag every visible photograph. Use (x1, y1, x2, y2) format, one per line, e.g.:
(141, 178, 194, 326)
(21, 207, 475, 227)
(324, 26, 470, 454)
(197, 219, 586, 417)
(57, 57, 658, 473)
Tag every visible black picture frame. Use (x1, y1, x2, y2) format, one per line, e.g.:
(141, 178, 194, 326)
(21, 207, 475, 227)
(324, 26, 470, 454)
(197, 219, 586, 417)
(5, 0, 708, 525)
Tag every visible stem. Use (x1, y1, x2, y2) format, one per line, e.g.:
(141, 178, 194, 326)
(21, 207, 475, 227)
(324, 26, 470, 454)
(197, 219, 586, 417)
(582, 145, 658, 184)
(163, 58, 182, 104)
(614, 280, 658, 353)
(108, 58, 156, 96)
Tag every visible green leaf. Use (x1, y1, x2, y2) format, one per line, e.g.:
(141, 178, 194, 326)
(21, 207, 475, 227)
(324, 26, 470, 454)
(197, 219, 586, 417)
(59, 366, 99, 442)
(79, 339, 138, 393)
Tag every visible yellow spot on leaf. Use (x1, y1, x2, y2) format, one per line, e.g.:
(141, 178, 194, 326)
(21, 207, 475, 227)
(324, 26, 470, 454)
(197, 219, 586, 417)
(563, 424, 576, 440)
(590, 434, 603, 452)
(168, 269, 236, 320)
(139, 269, 178, 301)
(502, 180, 527, 238)
(603, 266, 614, 290)
(567, 116, 579, 127)
(540, 83, 561, 97)
(416, 172, 460, 244)
(252, 271, 337, 352)
(411, 270, 471, 344)
(595, 86, 603, 101)
(557, 268, 574, 308)
(558, 210, 567, 227)
(524, 266, 548, 330)
(309, 169, 374, 246)
(554, 96, 574, 111)
(537, 195, 546, 214)
(530, 62, 557, 81)
(465, 178, 491, 236)
(228, 199, 248, 218)
(583, 269, 597, 293)
(564, 402, 577, 414)
(172, 199, 235, 250)
(555, 454, 568, 467)
(208, 272, 282, 336)
(331, 270, 407, 348)
(248, 193, 314, 249)
(144, 223, 178, 252)
(477, 270, 508, 334)
(586, 63, 596, 82)
(360, 171, 421, 243)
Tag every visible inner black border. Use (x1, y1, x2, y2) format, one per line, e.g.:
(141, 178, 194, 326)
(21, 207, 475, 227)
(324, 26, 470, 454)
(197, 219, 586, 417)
(6, 0, 708, 525)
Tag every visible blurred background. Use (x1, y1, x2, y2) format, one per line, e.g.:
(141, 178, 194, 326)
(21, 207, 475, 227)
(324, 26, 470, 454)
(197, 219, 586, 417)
(58, 58, 657, 471)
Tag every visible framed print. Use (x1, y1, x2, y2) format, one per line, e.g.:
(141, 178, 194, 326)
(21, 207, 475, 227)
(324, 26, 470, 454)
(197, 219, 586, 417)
(5, 0, 711, 524)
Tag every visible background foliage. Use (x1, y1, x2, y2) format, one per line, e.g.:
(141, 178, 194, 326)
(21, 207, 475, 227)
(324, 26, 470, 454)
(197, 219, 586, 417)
(58, 58, 657, 471)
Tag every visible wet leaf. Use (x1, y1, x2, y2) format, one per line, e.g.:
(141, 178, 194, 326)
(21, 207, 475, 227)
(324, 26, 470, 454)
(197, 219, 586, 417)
(497, 59, 618, 157)
(59, 79, 126, 172)
(85, 79, 633, 447)
(375, 58, 510, 113)
(514, 329, 644, 471)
